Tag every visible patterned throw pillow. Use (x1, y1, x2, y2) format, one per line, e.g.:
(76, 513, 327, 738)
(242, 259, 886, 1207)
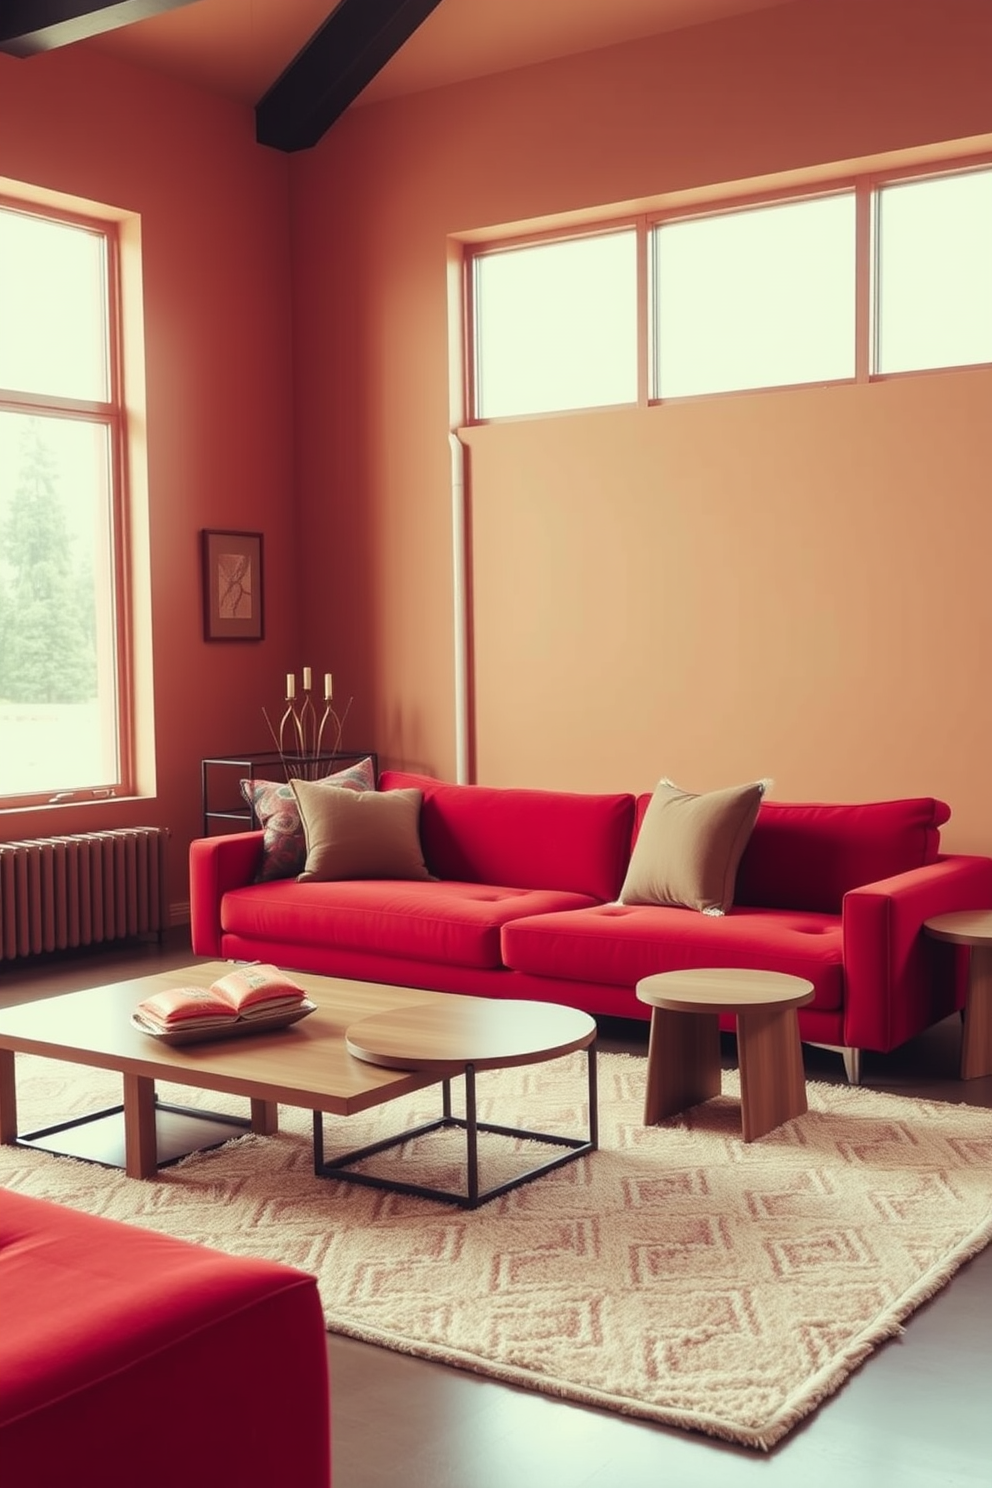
(240, 756, 377, 882)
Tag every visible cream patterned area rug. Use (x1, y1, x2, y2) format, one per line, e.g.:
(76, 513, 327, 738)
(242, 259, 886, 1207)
(4, 1050, 992, 1451)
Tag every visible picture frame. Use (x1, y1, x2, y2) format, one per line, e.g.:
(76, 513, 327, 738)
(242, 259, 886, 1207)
(201, 529, 264, 641)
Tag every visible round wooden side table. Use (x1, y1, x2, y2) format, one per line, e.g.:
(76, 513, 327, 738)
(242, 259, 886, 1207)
(924, 909, 992, 1080)
(636, 968, 814, 1142)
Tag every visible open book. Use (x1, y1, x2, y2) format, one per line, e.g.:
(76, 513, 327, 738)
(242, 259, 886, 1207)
(133, 964, 312, 1036)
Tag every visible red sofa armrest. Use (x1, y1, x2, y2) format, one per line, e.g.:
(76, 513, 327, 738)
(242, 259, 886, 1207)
(0, 1191, 330, 1488)
(841, 854, 992, 1052)
(189, 832, 263, 957)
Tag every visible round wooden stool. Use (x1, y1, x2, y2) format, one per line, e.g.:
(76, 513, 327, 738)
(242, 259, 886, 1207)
(636, 968, 814, 1142)
(924, 910, 992, 1080)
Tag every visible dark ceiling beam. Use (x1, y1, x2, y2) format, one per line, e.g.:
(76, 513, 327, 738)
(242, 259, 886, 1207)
(0, 1, 200, 58)
(256, 0, 444, 154)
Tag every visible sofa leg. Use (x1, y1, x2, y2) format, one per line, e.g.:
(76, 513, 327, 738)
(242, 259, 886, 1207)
(841, 1047, 862, 1085)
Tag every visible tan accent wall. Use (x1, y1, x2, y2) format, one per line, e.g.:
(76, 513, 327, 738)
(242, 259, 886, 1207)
(290, 0, 992, 851)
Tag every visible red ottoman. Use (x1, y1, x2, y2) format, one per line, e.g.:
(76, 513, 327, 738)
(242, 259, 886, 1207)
(0, 1190, 331, 1488)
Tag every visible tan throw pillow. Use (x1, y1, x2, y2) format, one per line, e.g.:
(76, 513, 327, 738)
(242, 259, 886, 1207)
(241, 756, 377, 882)
(290, 781, 430, 882)
(619, 777, 769, 914)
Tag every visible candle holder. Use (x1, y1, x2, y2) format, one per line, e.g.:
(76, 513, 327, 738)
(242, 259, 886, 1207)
(298, 688, 317, 755)
(263, 669, 352, 781)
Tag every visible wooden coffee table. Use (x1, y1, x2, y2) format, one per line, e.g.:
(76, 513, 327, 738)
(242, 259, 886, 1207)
(0, 964, 491, 1180)
(0, 964, 597, 1206)
(328, 998, 598, 1207)
(924, 910, 992, 1079)
(636, 967, 814, 1141)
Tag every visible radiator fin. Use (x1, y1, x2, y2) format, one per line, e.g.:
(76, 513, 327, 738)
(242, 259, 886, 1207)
(0, 828, 166, 963)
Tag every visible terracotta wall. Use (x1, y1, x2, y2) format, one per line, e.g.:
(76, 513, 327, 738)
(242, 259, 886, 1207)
(0, 46, 295, 910)
(290, 0, 992, 852)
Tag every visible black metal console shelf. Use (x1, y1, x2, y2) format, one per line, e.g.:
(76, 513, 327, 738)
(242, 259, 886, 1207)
(200, 750, 378, 835)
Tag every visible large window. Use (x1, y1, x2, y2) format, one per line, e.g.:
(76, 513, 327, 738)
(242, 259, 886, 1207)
(0, 201, 127, 806)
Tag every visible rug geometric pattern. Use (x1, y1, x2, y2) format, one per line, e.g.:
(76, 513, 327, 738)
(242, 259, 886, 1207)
(3, 1051, 992, 1450)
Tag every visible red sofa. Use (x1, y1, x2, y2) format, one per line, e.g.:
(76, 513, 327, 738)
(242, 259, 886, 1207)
(189, 771, 992, 1083)
(0, 1190, 331, 1488)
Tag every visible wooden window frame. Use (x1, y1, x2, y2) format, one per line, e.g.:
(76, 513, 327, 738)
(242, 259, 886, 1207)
(0, 196, 132, 809)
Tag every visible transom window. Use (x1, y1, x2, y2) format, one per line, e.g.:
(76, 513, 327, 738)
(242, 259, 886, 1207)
(874, 167, 992, 374)
(652, 193, 856, 399)
(471, 230, 637, 419)
(465, 160, 992, 420)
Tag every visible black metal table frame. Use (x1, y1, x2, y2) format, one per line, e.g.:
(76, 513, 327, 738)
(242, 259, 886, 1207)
(16, 1096, 251, 1171)
(312, 1045, 598, 1209)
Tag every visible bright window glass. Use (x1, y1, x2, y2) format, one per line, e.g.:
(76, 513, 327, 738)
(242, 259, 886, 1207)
(652, 193, 856, 398)
(473, 231, 637, 418)
(0, 202, 125, 805)
(0, 210, 109, 402)
(875, 168, 992, 374)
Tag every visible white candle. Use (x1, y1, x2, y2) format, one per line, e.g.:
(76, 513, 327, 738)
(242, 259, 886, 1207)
(286, 673, 295, 699)
(324, 673, 333, 701)
(302, 666, 312, 692)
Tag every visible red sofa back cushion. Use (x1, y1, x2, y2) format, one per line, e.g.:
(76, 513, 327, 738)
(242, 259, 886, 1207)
(379, 772, 635, 902)
(733, 797, 950, 912)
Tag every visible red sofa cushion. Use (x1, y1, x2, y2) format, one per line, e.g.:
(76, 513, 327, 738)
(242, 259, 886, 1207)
(501, 902, 844, 1010)
(220, 877, 599, 970)
(380, 771, 634, 902)
(732, 797, 950, 913)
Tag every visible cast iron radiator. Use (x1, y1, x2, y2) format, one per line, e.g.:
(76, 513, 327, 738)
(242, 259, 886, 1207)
(0, 827, 166, 962)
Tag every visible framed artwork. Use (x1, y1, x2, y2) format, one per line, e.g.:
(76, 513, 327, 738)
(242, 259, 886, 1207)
(201, 529, 264, 641)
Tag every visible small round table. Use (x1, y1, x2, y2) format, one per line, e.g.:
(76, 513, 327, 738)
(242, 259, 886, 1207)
(636, 968, 814, 1142)
(924, 910, 992, 1080)
(313, 998, 598, 1208)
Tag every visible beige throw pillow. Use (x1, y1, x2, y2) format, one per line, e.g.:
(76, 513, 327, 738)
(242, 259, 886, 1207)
(290, 781, 430, 882)
(619, 777, 768, 914)
(241, 756, 377, 882)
